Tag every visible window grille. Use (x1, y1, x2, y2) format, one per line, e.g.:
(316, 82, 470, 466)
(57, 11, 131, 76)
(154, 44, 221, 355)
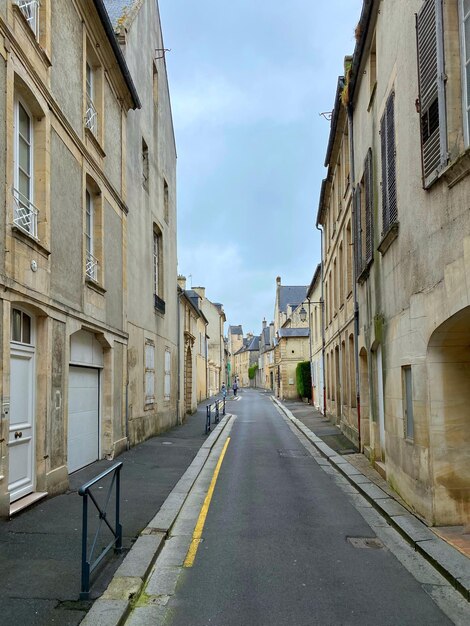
(164, 349, 171, 399)
(416, 0, 447, 186)
(85, 63, 98, 135)
(381, 92, 397, 234)
(145, 341, 155, 404)
(18, 0, 39, 37)
(13, 187, 38, 238)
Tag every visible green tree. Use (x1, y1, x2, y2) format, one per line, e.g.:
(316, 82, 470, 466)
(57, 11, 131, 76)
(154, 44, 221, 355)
(248, 364, 258, 380)
(296, 361, 311, 399)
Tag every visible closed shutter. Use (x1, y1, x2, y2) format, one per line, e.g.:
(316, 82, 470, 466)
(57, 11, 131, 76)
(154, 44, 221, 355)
(353, 186, 362, 276)
(381, 92, 397, 233)
(416, 0, 447, 186)
(364, 148, 374, 263)
(164, 348, 171, 399)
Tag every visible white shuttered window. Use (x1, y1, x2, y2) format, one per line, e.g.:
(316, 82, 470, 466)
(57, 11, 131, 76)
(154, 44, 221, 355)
(416, 0, 447, 186)
(164, 348, 171, 399)
(145, 340, 155, 405)
(380, 92, 398, 234)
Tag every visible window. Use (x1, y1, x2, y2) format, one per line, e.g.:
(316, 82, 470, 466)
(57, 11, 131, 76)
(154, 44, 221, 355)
(11, 308, 32, 344)
(85, 189, 98, 281)
(145, 340, 155, 405)
(18, 0, 40, 38)
(163, 179, 169, 223)
(416, 0, 447, 186)
(402, 366, 414, 440)
(153, 227, 165, 313)
(356, 149, 374, 275)
(13, 99, 38, 238)
(142, 139, 149, 190)
(369, 34, 377, 102)
(164, 348, 171, 399)
(85, 62, 97, 135)
(380, 92, 397, 234)
(460, 0, 470, 144)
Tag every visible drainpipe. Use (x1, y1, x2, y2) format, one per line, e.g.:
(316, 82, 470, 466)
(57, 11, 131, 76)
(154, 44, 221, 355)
(347, 102, 362, 452)
(307, 297, 314, 405)
(176, 290, 181, 425)
(315, 223, 327, 418)
(125, 380, 130, 450)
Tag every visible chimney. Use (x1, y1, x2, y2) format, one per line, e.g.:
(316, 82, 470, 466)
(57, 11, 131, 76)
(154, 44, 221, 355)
(193, 287, 205, 299)
(177, 275, 186, 290)
(262, 318, 267, 329)
(276, 276, 281, 286)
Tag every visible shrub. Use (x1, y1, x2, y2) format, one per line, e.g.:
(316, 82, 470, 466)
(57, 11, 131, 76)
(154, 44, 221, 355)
(248, 364, 258, 380)
(296, 361, 311, 399)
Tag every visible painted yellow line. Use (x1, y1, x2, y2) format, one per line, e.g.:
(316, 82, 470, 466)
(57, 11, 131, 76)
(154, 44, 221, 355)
(184, 436, 231, 567)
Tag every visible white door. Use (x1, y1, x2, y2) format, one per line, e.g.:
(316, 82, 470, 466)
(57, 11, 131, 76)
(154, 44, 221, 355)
(68, 366, 99, 473)
(9, 345, 35, 503)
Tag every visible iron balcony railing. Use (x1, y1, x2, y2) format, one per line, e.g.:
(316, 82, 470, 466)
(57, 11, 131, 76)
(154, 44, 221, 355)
(18, 0, 40, 37)
(13, 187, 38, 239)
(154, 293, 166, 314)
(85, 94, 98, 135)
(86, 250, 99, 281)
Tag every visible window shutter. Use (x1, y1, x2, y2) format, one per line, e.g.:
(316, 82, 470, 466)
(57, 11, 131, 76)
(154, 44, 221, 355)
(353, 186, 362, 276)
(381, 92, 397, 233)
(364, 149, 374, 263)
(416, 0, 447, 186)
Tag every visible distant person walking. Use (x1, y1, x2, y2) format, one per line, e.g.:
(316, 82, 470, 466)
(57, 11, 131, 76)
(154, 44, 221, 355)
(233, 379, 238, 396)
(221, 382, 227, 398)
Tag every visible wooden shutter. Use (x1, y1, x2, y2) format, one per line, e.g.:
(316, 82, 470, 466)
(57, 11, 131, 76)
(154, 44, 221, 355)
(381, 92, 397, 233)
(353, 186, 362, 276)
(364, 149, 374, 263)
(416, 0, 447, 187)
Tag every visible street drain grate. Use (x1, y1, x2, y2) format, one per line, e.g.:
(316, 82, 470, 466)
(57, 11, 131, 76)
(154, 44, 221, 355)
(347, 536, 384, 549)
(278, 449, 310, 458)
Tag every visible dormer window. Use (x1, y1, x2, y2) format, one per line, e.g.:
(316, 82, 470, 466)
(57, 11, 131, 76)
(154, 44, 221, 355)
(17, 0, 40, 38)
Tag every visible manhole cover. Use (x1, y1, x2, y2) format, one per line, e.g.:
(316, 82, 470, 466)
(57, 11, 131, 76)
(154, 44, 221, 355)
(278, 449, 309, 458)
(162, 441, 173, 445)
(347, 536, 384, 549)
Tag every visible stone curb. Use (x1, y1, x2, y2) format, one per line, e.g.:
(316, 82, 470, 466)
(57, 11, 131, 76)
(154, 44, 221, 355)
(80, 414, 233, 626)
(273, 397, 470, 601)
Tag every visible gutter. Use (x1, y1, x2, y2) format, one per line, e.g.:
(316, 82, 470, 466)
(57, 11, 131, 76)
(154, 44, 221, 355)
(92, 0, 142, 109)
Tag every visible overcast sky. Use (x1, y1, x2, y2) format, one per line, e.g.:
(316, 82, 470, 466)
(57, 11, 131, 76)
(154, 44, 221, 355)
(159, 0, 363, 335)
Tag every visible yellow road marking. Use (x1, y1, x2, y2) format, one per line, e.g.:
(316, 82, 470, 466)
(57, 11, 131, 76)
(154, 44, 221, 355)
(184, 436, 231, 567)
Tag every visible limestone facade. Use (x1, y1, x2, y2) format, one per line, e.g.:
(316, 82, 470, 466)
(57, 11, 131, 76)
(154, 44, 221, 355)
(307, 265, 324, 413)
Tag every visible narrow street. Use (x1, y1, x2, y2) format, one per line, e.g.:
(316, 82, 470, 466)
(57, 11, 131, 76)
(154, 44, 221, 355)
(126, 389, 469, 626)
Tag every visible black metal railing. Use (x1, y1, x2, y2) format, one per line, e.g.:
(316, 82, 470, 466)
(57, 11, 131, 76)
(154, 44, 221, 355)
(78, 462, 123, 600)
(205, 397, 226, 434)
(154, 294, 166, 314)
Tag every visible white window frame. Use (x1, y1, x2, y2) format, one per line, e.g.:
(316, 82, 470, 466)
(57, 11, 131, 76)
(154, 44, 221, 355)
(85, 189, 98, 281)
(145, 340, 155, 405)
(85, 61, 98, 135)
(13, 98, 38, 239)
(459, 0, 470, 146)
(18, 0, 40, 38)
(153, 231, 160, 296)
(164, 348, 171, 399)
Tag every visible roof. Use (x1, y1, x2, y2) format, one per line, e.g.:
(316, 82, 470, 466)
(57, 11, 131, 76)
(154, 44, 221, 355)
(262, 326, 270, 345)
(228, 325, 243, 335)
(307, 264, 322, 299)
(247, 336, 260, 351)
(103, 0, 143, 29)
(348, 0, 376, 105)
(278, 328, 310, 338)
(324, 76, 345, 167)
(279, 286, 308, 314)
(94, 0, 141, 108)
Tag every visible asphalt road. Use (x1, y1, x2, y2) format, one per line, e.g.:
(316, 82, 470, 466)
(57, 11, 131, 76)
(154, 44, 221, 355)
(164, 389, 454, 626)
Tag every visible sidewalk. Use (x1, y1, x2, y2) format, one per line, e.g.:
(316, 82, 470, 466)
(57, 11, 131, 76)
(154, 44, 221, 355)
(0, 394, 232, 626)
(275, 396, 470, 602)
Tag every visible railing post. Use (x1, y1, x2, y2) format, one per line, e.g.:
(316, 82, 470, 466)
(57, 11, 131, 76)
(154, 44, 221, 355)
(205, 404, 211, 434)
(215, 399, 219, 423)
(223, 397, 226, 416)
(115, 465, 122, 553)
(80, 493, 90, 600)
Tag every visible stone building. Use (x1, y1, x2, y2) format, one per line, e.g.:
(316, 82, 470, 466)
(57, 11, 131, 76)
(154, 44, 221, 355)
(306, 264, 324, 413)
(106, 0, 178, 446)
(317, 75, 358, 443)
(0, 0, 140, 515)
(340, 0, 470, 526)
(275, 304, 310, 400)
(258, 319, 275, 390)
(233, 334, 260, 388)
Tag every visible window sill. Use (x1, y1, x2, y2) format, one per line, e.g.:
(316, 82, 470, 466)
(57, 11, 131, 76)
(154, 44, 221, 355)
(154, 294, 166, 315)
(378, 221, 399, 256)
(12, 225, 50, 258)
(144, 402, 155, 411)
(85, 277, 106, 295)
(357, 259, 373, 284)
(85, 126, 106, 158)
(442, 146, 470, 189)
(367, 81, 377, 112)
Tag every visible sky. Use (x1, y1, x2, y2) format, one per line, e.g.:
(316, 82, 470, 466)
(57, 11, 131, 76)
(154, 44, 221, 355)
(159, 0, 363, 335)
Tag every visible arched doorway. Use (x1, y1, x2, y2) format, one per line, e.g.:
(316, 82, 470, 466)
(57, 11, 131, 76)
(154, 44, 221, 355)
(427, 307, 470, 525)
(185, 346, 193, 413)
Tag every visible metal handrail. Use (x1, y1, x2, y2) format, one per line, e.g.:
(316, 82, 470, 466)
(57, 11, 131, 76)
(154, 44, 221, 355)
(13, 187, 39, 239)
(78, 462, 123, 600)
(86, 250, 99, 281)
(85, 94, 98, 135)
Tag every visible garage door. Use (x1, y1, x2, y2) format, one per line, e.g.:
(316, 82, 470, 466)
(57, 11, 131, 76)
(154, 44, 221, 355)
(68, 366, 99, 473)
